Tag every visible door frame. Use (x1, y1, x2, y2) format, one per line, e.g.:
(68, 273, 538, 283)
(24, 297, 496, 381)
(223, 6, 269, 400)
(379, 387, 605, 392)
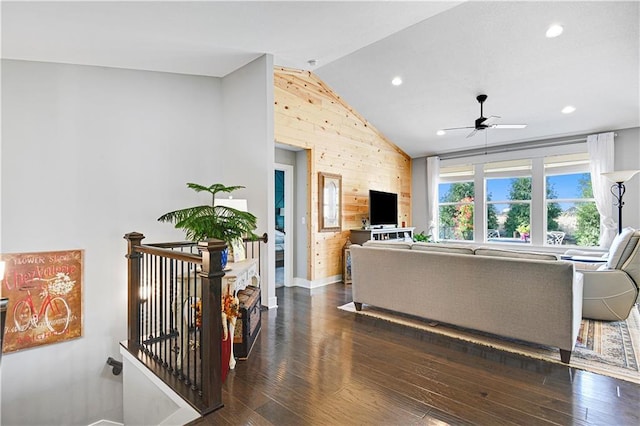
(275, 163, 294, 287)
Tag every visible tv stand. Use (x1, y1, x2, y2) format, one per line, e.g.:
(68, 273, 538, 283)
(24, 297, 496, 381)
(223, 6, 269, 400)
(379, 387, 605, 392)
(350, 227, 415, 245)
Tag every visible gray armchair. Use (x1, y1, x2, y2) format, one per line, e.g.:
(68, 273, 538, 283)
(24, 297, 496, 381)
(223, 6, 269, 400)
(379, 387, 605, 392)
(578, 228, 639, 321)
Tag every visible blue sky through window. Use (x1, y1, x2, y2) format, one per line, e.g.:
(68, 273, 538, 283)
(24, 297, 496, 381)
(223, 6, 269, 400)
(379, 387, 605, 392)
(486, 173, 589, 201)
(441, 173, 590, 210)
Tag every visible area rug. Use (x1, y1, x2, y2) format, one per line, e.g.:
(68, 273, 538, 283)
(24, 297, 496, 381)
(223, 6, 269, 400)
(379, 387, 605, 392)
(338, 302, 640, 384)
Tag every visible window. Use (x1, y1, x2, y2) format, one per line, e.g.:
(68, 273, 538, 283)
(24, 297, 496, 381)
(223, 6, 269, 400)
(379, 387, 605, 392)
(436, 148, 598, 247)
(485, 160, 532, 242)
(544, 153, 599, 246)
(438, 164, 474, 241)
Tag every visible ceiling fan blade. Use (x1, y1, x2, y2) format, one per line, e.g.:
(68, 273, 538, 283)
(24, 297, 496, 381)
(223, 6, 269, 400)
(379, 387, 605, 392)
(491, 124, 528, 129)
(466, 129, 479, 138)
(442, 126, 474, 131)
(482, 115, 501, 126)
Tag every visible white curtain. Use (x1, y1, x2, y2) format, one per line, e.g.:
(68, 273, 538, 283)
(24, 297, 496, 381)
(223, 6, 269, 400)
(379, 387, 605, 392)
(587, 132, 616, 248)
(426, 156, 440, 240)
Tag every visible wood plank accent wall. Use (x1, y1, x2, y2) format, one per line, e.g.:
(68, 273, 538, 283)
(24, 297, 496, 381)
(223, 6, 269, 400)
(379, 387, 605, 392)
(274, 67, 412, 282)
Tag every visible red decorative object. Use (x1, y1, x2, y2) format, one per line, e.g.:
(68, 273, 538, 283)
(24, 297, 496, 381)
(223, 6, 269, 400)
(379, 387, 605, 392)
(221, 334, 231, 382)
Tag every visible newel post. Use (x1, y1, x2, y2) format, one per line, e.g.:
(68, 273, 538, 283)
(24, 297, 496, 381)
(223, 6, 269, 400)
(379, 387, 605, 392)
(124, 232, 144, 348)
(198, 238, 226, 413)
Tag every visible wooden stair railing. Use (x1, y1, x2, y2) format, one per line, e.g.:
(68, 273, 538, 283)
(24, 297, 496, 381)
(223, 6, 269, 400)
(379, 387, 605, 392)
(124, 232, 225, 415)
(122, 232, 267, 416)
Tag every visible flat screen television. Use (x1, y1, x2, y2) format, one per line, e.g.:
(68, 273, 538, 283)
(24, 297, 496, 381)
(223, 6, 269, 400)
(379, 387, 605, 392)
(369, 190, 398, 228)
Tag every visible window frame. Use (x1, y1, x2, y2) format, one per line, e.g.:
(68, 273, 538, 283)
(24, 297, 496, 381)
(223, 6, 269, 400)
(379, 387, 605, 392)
(437, 143, 595, 248)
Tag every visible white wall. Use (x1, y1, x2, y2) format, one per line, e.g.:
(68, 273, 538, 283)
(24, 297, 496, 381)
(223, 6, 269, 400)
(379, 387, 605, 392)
(275, 147, 296, 166)
(411, 127, 640, 239)
(220, 54, 276, 308)
(121, 348, 199, 426)
(613, 127, 640, 230)
(0, 60, 226, 425)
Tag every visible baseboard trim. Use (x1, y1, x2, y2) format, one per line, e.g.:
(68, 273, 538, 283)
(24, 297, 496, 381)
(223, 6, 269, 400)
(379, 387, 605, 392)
(290, 277, 309, 288)
(291, 275, 341, 289)
(267, 296, 278, 309)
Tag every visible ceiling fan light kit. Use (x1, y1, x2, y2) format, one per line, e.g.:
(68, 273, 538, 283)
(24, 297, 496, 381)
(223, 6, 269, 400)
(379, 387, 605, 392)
(443, 94, 528, 138)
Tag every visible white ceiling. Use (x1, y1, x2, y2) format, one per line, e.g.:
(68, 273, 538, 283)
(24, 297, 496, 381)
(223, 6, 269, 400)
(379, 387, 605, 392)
(2, 1, 638, 158)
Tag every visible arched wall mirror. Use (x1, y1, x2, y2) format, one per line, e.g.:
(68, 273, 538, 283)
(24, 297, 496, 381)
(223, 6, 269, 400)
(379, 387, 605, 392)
(318, 172, 342, 232)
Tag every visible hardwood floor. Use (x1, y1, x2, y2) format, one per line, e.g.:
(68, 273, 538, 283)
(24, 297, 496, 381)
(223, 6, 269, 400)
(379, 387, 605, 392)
(192, 284, 639, 425)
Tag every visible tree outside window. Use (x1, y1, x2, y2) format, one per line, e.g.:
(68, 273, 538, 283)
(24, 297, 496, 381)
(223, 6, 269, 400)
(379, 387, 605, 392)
(502, 177, 562, 238)
(436, 152, 595, 247)
(438, 182, 474, 240)
(547, 173, 599, 246)
(574, 175, 600, 246)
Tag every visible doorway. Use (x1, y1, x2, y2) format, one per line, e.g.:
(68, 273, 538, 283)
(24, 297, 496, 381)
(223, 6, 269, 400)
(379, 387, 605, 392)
(274, 163, 293, 288)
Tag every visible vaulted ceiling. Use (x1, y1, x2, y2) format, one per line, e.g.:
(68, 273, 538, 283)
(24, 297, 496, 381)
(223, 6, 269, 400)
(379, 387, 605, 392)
(3, 1, 638, 158)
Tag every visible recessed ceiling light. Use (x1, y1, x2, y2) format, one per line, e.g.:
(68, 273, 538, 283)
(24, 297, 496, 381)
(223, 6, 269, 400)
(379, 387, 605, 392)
(391, 76, 403, 86)
(436, 130, 446, 136)
(562, 105, 576, 114)
(546, 24, 564, 38)
(307, 59, 318, 67)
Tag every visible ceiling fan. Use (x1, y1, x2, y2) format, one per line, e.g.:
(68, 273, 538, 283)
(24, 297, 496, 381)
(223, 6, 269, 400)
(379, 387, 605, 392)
(443, 94, 527, 138)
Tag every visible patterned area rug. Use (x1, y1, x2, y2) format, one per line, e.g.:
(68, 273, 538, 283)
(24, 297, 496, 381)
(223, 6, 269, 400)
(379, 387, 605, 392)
(339, 303, 640, 384)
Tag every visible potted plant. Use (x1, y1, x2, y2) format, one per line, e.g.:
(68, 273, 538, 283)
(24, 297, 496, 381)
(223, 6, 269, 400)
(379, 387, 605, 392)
(413, 231, 432, 243)
(158, 183, 258, 268)
(517, 223, 530, 241)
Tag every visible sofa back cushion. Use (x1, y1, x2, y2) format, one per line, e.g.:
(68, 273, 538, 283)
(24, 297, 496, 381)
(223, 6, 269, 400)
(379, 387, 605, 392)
(474, 248, 558, 261)
(606, 227, 639, 269)
(411, 242, 474, 255)
(362, 240, 413, 250)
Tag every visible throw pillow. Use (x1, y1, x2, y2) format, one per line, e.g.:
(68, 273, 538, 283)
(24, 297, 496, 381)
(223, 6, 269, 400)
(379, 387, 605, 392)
(606, 227, 637, 269)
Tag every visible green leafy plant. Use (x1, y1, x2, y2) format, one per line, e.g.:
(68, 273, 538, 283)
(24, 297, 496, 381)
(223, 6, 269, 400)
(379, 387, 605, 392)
(158, 183, 258, 244)
(413, 231, 432, 243)
(516, 223, 530, 235)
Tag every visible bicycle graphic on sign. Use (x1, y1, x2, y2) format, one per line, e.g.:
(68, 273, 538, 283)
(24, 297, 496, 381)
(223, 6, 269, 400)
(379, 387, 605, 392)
(12, 272, 75, 335)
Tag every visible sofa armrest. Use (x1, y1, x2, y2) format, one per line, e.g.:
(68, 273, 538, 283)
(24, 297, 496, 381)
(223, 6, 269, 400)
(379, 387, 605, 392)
(580, 269, 636, 296)
(573, 262, 604, 271)
(564, 249, 608, 257)
(580, 269, 639, 321)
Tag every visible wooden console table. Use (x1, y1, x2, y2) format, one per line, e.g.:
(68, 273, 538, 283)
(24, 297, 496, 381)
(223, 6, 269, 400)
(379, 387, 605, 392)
(222, 258, 260, 369)
(178, 258, 260, 372)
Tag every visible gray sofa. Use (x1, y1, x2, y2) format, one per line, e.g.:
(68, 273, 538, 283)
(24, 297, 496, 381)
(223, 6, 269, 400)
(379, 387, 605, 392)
(350, 241, 584, 363)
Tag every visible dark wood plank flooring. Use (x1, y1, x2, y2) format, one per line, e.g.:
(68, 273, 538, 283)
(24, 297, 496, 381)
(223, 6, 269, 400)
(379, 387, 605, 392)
(192, 284, 639, 425)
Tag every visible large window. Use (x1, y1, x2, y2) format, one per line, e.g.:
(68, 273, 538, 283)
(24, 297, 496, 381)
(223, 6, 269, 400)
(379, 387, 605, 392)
(485, 160, 532, 243)
(437, 150, 599, 247)
(438, 164, 474, 241)
(544, 154, 599, 246)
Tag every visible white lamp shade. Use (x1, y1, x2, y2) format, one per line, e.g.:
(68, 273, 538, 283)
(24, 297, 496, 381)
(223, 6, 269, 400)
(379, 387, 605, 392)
(0, 260, 5, 280)
(214, 198, 248, 212)
(601, 170, 640, 183)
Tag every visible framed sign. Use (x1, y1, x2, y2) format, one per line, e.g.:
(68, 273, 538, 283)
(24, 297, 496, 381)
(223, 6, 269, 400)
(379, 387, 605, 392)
(1, 249, 83, 353)
(318, 172, 341, 232)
